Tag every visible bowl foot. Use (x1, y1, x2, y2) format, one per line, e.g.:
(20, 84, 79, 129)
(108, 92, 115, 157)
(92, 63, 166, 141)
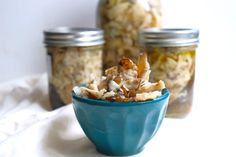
(96, 147, 144, 156)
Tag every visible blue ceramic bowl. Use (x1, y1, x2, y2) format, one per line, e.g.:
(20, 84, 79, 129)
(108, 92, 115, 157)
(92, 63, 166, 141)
(72, 88, 170, 156)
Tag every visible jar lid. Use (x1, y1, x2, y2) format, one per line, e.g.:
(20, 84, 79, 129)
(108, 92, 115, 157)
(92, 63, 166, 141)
(139, 28, 199, 47)
(44, 27, 104, 46)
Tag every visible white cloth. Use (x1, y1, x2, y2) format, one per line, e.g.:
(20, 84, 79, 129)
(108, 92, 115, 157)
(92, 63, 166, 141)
(0, 74, 235, 157)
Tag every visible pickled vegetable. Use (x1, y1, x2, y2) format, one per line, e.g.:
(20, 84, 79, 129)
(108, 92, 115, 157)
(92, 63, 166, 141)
(47, 46, 103, 107)
(97, 0, 161, 69)
(147, 46, 196, 117)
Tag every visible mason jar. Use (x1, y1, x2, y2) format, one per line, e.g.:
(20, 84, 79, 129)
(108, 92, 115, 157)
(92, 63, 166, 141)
(139, 28, 199, 118)
(44, 27, 104, 109)
(96, 0, 161, 70)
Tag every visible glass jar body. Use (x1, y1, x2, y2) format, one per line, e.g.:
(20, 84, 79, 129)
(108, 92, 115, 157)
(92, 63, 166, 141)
(46, 45, 103, 109)
(97, 0, 161, 70)
(144, 46, 196, 118)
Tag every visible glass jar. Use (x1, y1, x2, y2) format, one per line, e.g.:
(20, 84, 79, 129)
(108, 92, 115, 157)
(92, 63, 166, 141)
(97, 0, 161, 70)
(139, 28, 199, 118)
(44, 27, 104, 109)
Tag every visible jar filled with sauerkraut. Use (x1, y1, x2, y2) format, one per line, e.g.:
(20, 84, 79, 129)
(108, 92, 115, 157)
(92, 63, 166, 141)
(97, 0, 161, 70)
(44, 27, 104, 109)
(139, 28, 199, 118)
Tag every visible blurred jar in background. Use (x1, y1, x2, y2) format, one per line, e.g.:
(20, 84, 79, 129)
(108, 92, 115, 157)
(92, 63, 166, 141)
(139, 28, 199, 118)
(97, 0, 161, 70)
(44, 27, 104, 109)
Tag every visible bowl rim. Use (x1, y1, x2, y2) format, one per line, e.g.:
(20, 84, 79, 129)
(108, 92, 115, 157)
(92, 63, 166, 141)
(72, 88, 170, 107)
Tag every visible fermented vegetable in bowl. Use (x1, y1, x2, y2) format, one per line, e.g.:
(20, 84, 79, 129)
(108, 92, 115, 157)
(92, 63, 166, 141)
(73, 53, 166, 102)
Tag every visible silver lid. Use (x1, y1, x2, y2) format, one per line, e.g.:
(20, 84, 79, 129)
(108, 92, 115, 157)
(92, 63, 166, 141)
(139, 28, 199, 47)
(44, 27, 104, 47)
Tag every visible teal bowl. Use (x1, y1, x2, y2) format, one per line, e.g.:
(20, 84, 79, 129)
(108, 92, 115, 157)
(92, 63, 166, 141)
(72, 88, 170, 156)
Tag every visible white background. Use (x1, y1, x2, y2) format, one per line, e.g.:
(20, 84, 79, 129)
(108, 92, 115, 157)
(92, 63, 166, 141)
(0, 0, 236, 156)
